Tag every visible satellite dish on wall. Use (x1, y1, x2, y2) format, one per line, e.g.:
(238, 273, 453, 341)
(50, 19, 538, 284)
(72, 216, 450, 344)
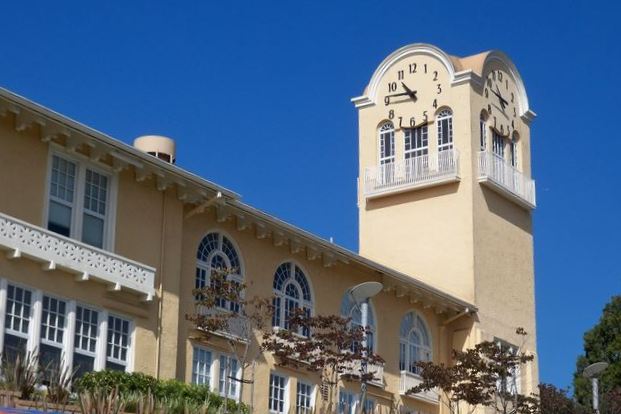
(349, 281, 383, 304)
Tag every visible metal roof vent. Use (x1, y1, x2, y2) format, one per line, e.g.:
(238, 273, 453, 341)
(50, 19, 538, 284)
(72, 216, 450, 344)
(133, 135, 176, 164)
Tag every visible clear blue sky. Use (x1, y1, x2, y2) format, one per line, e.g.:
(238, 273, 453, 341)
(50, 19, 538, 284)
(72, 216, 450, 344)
(1, 0, 619, 391)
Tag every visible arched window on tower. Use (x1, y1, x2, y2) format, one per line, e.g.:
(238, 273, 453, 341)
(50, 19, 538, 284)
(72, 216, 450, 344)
(272, 262, 313, 337)
(196, 232, 243, 312)
(436, 109, 453, 152)
(378, 122, 395, 165)
(340, 291, 377, 353)
(510, 132, 519, 168)
(480, 111, 488, 151)
(399, 311, 432, 375)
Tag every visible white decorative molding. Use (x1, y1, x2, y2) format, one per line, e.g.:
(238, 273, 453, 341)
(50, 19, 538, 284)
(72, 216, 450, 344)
(482, 51, 531, 117)
(352, 43, 458, 108)
(0, 212, 156, 301)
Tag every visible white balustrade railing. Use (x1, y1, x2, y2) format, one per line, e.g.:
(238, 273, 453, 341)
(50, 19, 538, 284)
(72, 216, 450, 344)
(477, 151, 536, 208)
(342, 360, 385, 387)
(0, 212, 156, 300)
(399, 371, 440, 404)
(364, 149, 460, 198)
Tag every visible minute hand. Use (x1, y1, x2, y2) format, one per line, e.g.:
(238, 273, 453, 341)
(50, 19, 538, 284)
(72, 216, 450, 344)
(492, 87, 509, 106)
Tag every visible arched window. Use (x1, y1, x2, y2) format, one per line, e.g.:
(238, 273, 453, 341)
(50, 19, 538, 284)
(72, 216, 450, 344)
(399, 312, 432, 374)
(436, 109, 453, 152)
(340, 292, 376, 352)
(510, 132, 519, 168)
(196, 232, 242, 312)
(480, 112, 488, 151)
(378, 122, 395, 165)
(492, 130, 505, 159)
(272, 262, 312, 336)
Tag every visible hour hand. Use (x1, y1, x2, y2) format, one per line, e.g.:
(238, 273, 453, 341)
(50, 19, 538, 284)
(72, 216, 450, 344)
(401, 82, 417, 101)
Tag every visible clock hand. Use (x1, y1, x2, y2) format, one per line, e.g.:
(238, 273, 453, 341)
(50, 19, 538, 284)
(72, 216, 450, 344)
(494, 85, 509, 108)
(401, 82, 417, 101)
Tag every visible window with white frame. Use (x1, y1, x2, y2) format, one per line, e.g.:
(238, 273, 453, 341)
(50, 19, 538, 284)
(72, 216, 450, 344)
(3, 284, 32, 361)
(363, 398, 375, 414)
(296, 381, 313, 414)
(106, 315, 131, 371)
(47, 153, 113, 249)
(436, 109, 453, 152)
(480, 113, 488, 151)
(404, 125, 428, 159)
(269, 373, 288, 414)
(40, 296, 67, 373)
(219, 354, 239, 399)
(0, 280, 133, 380)
(272, 263, 312, 337)
(74, 305, 99, 378)
(196, 232, 243, 312)
(340, 292, 376, 353)
(378, 122, 395, 165)
(338, 389, 357, 414)
(495, 339, 521, 395)
(510, 134, 519, 168)
(399, 312, 432, 375)
(492, 131, 505, 158)
(192, 347, 212, 385)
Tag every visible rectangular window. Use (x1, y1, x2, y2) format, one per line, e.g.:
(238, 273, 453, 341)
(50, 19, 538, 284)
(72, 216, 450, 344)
(437, 116, 453, 151)
(338, 389, 357, 414)
(405, 125, 429, 159)
(364, 398, 375, 413)
(492, 132, 505, 158)
(40, 296, 67, 373)
(192, 347, 212, 385)
(219, 355, 239, 399)
(495, 339, 520, 395)
(106, 315, 130, 371)
(480, 119, 487, 150)
(269, 373, 287, 414)
(510, 141, 518, 168)
(3, 284, 32, 360)
(296, 382, 313, 414)
(47, 154, 111, 249)
(74, 305, 99, 378)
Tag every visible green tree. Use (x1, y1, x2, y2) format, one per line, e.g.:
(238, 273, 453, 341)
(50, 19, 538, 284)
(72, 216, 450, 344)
(573, 295, 621, 410)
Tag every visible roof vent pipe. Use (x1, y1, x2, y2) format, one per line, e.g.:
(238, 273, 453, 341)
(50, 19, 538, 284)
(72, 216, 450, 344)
(133, 135, 176, 164)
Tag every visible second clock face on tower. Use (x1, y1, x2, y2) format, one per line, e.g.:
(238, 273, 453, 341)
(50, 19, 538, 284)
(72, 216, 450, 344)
(379, 56, 449, 129)
(484, 69, 519, 136)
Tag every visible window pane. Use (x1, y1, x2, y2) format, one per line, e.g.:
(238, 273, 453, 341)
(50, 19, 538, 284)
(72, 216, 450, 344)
(82, 213, 104, 248)
(73, 353, 95, 379)
(41, 296, 66, 345)
(5, 285, 32, 334)
(75, 306, 98, 353)
(84, 169, 108, 215)
(2, 334, 27, 362)
(107, 315, 130, 369)
(48, 201, 72, 237)
(50, 156, 76, 203)
(40, 343, 63, 383)
(192, 347, 212, 385)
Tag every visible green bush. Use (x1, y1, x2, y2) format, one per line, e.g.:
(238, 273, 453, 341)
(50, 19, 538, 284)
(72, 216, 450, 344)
(75, 371, 246, 413)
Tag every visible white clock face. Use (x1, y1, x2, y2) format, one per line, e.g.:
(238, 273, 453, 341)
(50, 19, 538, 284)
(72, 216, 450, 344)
(379, 56, 449, 129)
(484, 69, 519, 136)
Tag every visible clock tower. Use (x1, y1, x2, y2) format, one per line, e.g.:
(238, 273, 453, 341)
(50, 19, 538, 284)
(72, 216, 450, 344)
(353, 43, 538, 393)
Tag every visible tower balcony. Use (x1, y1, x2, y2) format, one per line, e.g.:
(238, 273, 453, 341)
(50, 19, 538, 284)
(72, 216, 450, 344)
(363, 149, 461, 199)
(477, 151, 536, 209)
(0, 211, 156, 301)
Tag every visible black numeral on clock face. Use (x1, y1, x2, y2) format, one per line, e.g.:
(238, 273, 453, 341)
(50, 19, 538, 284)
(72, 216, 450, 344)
(498, 71, 503, 82)
(410, 117, 416, 127)
(388, 82, 397, 92)
(384, 96, 390, 106)
(388, 110, 394, 119)
(398, 70, 404, 80)
(437, 84, 442, 94)
(433, 99, 438, 109)
(433, 71, 438, 81)
(409, 63, 417, 73)
(424, 64, 428, 73)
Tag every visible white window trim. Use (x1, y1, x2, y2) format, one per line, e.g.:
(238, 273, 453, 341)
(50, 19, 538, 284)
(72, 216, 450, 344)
(43, 144, 119, 252)
(378, 122, 396, 165)
(0, 278, 134, 374)
(269, 372, 290, 414)
(296, 380, 316, 414)
(338, 388, 359, 414)
(191, 345, 242, 402)
(272, 262, 314, 335)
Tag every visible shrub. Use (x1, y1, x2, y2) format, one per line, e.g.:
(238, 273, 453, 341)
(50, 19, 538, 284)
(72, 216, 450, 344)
(75, 371, 247, 413)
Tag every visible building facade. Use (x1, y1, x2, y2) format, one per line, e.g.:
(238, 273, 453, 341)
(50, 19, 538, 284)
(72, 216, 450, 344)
(0, 43, 537, 413)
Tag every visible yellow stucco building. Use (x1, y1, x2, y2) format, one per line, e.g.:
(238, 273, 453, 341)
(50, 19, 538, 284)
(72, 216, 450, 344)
(0, 43, 537, 413)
